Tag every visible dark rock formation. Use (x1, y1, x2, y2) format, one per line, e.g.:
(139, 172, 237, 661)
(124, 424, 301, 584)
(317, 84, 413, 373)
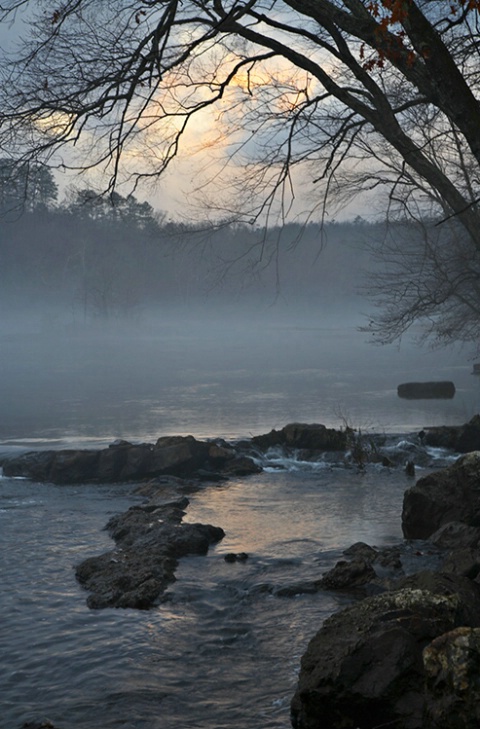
(2, 435, 261, 484)
(292, 446, 480, 729)
(429, 521, 480, 549)
(319, 558, 377, 591)
(422, 414, 480, 452)
(442, 548, 480, 580)
(402, 451, 480, 539)
(395, 570, 480, 628)
(423, 626, 480, 728)
(291, 572, 480, 729)
(75, 495, 224, 609)
(251, 422, 347, 452)
(397, 380, 456, 399)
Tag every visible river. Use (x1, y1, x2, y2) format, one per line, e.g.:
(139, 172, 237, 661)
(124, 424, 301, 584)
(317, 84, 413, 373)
(0, 314, 476, 728)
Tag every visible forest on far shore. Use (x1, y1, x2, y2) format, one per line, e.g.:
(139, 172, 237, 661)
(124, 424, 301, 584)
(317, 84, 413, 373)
(0, 161, 402, 326)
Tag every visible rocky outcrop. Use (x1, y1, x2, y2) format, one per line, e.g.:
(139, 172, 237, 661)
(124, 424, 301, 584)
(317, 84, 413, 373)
(250, 422, 347, 452)
(75, 494, 224, 609)
(422, 414, 480, 452)
(291, 572, 480, 729)
(2, 436, 261, 484)
(292, 438, 480, 729)
(402, 451, 480, 539)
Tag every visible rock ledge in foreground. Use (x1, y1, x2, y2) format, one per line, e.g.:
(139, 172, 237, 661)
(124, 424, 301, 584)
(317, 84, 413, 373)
(75, 493, 224, 609)
(291, 572, 480, 729)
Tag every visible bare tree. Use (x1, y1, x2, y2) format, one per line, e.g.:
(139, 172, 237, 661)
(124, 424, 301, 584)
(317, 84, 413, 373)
(361, 218, 480, 346)
(1, 0, 480, 344)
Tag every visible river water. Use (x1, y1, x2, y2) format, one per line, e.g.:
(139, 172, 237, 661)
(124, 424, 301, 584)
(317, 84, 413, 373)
(0, 314, 477, 728)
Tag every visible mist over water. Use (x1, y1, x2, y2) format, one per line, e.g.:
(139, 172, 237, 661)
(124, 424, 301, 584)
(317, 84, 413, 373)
(0, 301, 477, 448)
(1, 235, 478, 729)
(2, 212, 478, 446)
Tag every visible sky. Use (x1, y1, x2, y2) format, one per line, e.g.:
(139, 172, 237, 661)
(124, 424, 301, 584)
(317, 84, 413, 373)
(0, 6, 375, 224)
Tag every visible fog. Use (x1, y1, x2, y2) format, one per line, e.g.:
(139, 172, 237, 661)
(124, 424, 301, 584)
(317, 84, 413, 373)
(1, 209, 478, 445)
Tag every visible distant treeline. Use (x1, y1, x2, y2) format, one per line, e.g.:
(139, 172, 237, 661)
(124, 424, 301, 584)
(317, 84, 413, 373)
(0, 162, 387, 321)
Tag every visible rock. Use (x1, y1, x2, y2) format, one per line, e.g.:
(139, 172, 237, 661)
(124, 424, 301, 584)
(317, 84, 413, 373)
(220, 456, 262, 476)
(442, 548, 480, 579)
(2, 435, 260, 484)
(423, 626, 480, 728)
(397, 381, 456, 399)
(343, 541, 379, 561)
(375, 546, 403, 571)
(291, 574, 480, 729)
(275, 581, 323, 597)
(405, 459, 416, 477)
(457, 414, 480, 452)
(75, 497, 224, 609)
(423, 414, 480, 452)
(134, 475, 200, 500)
(208, 443, 236, 461)
(402, 452, 480, 539)
(251, 422, 347, 452)
(394, 571, 480, 628)
(319, 558, 377, 591)
(75, 549, 177, 609)
(224, 552, 249, 563)
(429, 521, 480, 549)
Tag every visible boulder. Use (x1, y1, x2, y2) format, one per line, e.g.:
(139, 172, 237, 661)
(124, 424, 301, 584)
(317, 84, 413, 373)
(402, 452, 480, 539)
(291, 572, 480, 729)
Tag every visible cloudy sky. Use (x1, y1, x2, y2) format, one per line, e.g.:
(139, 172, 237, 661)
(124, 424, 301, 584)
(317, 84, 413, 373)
(0, 6, 370, 223)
